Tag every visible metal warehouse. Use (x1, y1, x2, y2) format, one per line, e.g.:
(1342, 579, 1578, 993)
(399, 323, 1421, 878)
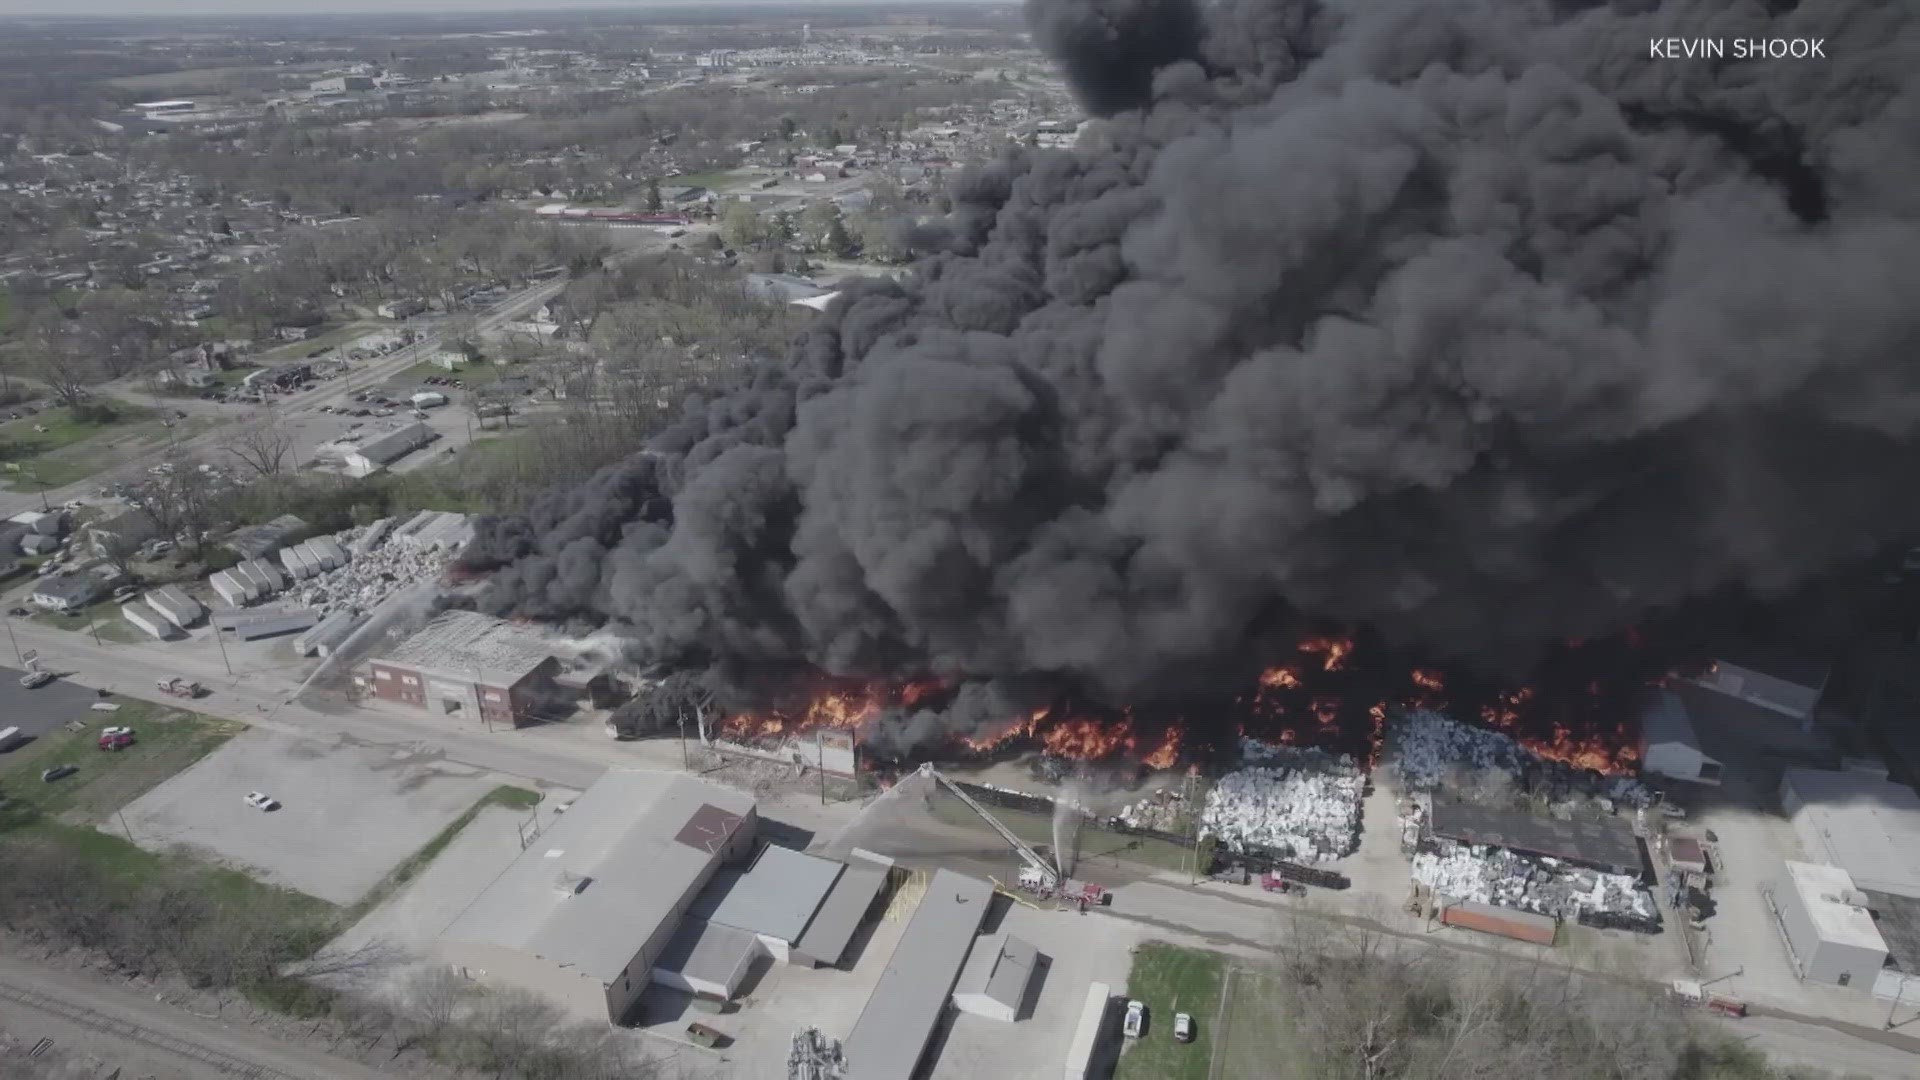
(436, 771, 757, 1025)
(1780, 767, 1920, 899)
(1772, 860, 1887, 989)
(366, 610, 560, 728)
(844, 870, 993, 1080)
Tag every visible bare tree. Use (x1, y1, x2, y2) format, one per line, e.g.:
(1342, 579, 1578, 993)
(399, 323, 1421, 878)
(222, 408, 297, 478)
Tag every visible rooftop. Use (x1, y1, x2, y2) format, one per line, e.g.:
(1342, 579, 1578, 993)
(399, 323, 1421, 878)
(1719, 656, 1831, 691)
(382, 610, 556, 687)
(1429, 801, 1645, 875)
(793, 856, 889, 966)
(1864, 890, 1920, 975)
(1640, 690, 1711, 756)
(691, 843, 843, 944)
(1783, 768, 1920, 898)
(440, 771, 752, 985)
(954, 932, 1038, 1014)
(1785, 860, 1887, 954)
(844, 870, 992, 1080)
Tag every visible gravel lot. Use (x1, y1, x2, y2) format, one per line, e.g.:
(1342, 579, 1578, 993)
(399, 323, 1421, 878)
(115, 727, 498, 905)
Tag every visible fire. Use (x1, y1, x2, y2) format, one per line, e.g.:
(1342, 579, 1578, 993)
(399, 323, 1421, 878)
(1297, 635, 1353, 672)
(720, 677, 946, 742)
(1042, 715, 1138, 759)
(1259, 665, 1302, 690)
(1142, 727, 1181, 770)
(1412, 669, 1445, 692)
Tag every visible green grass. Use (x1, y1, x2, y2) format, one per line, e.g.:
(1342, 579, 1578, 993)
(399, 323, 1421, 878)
(343, 784, 541, 922)
(1215, 968, 1290, 1080)
(252, 321, 375, 363)
(0, 402, 154, 462)
(668, 170, 743, 193)
(928, 788, 1198, 873)
(1114, 942, 1228, 1080)
(0, 405, 215, 488)
(0, 701, 240, 827)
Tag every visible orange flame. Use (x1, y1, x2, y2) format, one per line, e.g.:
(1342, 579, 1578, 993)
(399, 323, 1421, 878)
(1142, 727, 1181, 770)
(1259, 665, 1302, 690)
(1297, 635, 1353, 672)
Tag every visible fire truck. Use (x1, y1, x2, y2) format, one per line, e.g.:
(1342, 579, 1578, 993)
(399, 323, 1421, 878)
(916, 764, 1111, 910)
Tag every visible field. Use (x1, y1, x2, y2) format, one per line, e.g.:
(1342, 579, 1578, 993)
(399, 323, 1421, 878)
(397, 358, 512, 385)
(668, 169, 747, 193)
(928, 788, 1199, 873)
(0, 701, 240, 829)
(1114, 942, 1228, 1080)
(1213, 967, 1289, 1080)
(0, 404, 216, 488)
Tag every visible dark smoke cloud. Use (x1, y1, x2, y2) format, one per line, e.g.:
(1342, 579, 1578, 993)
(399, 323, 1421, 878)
(469, 0, 1920, 719)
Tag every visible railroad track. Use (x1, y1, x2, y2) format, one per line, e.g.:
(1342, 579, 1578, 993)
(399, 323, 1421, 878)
(0, 980, 299, 1079)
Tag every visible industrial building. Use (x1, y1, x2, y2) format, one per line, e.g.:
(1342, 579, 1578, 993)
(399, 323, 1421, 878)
(1063, 982, 1112, 1080)
(344, 422, 438, 477)
(844, 870, 993, 1080)
(952, 933, 1040, 1023)
(437, 771, 757, 1024)
(1772, 861, 1887, 989)
(222, 514, 308, 560)
(214, 606, 319, 642)
(1779, 767, 1920, 899)
(1428, 801, 1645, 878)
(366, 610, 560, 728)
(144, 586, 205, 629)
(121, 602, 177, 641)
(689, 843, 847, 964)
(1696, 658, 1828, 725)
(1638, 690, 1722, 786)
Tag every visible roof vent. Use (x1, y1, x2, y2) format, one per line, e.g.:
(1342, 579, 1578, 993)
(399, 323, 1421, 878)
(554, 871, 591, 897)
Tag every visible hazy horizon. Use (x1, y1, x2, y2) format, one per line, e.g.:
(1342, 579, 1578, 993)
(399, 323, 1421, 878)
(0, 0, 986, 17)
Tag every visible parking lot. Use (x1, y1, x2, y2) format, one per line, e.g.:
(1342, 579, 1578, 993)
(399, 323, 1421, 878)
(115, 727, 501, 905)
(0, 664, 104, 740)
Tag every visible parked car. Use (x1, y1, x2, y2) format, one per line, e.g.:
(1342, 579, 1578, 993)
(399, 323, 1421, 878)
(410, 408, 430, 420)
(7, 607, 30, 618)
(1174, 1013, 1194, 1043)
(111, 584, 139, 600)
(41, 764, 78, 783)
(1123, 1000, 1146, 1039)
(20, 670, 56, 689)
(99, 727, 136, 751)
(244, 791, 280, 811)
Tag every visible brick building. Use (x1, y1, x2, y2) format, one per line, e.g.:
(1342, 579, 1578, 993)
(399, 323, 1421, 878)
(364, 610, 560, 727)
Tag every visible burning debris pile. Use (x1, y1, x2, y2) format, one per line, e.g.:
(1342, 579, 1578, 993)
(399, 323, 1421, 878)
(1384, 711, 1651, 807)
(1116, 786, 1190, 833)
(1200, 741, 1365, 863)
(1413, 844, 1658, 928)
(464, 0, 1920, 758)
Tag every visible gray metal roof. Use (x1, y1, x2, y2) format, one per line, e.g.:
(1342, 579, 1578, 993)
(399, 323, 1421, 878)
(654, 919, 760, 992)
(953, 932, 1037, 1012)
(1639, 690, 1703, 753)
(381, 610, 555, 687)
(844, 870, 991, 1080)
(440, 771, 754, 986)
(692, 844, 842, 944)
(352, 422, 436, 465)
(793, 857, 887, 966)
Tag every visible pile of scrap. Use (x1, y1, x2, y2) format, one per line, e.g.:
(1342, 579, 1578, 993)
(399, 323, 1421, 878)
(1411, 843, 1658, 927)
(1201, 742, 1365, 863)
(1383, 710, 1651, 806)
(292, 515, 466, 617)
(788, 1027, 846, 1080)
(1116, 787, 1190, 832)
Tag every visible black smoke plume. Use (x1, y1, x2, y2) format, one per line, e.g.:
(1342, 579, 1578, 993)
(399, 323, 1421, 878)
(468, 0, 1920, 731)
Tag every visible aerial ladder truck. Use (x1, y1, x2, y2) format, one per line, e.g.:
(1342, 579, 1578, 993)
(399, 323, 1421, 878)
(915, 763, 1110, 908)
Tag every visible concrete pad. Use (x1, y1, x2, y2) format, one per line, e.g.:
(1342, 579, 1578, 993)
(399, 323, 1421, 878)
(115, 727, 499, 905)
(323, 796, 575, 964)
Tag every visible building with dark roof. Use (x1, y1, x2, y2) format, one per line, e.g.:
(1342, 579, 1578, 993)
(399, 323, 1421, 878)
(690, 843, 844, 963)
(437, 771, 757, 1024)
(1428, 801, 1645, 877)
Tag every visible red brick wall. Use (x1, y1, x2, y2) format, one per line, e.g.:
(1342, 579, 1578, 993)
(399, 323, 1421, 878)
(368, 662, 427, 708)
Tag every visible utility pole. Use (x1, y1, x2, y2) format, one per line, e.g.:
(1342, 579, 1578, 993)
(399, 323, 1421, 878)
(678, 711, 690, 770)
(117, 810, 135, 844)
(4, 617, 20, 667)
(818, 733, 827, 806)
(212, 621, 234, 676)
